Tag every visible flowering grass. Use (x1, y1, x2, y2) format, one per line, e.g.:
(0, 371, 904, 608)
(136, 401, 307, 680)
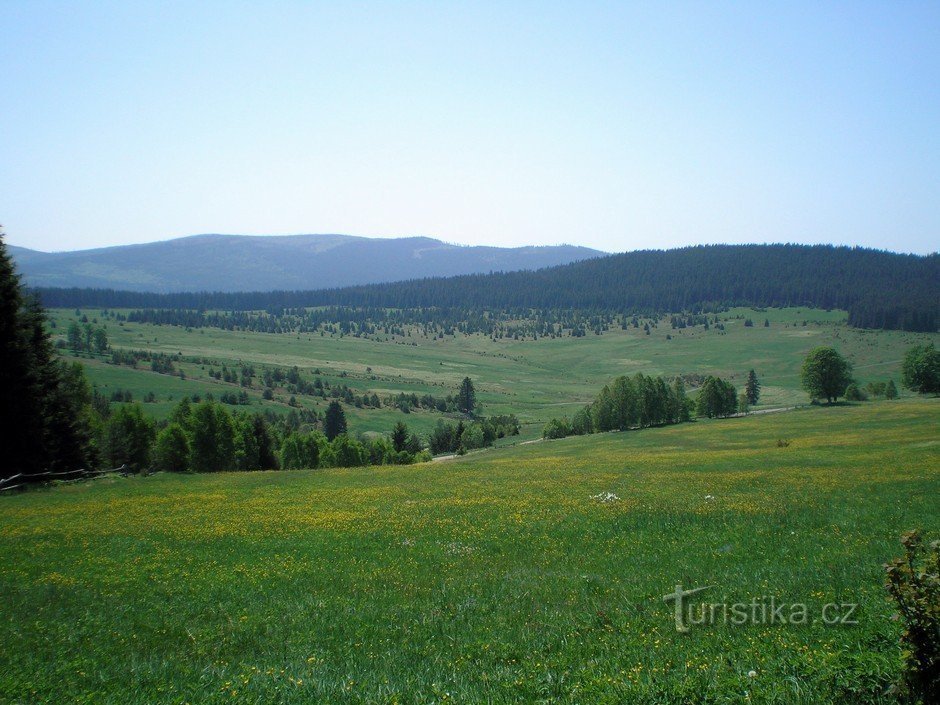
(1, 399, 937, 703)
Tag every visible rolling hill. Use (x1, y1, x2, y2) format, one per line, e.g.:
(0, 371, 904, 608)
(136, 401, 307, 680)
(8, 234, 603, 292)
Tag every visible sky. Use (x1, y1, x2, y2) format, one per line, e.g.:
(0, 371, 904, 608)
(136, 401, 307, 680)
(1, 2, 938, 255)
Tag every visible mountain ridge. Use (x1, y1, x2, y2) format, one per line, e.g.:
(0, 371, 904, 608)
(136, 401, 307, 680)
(8, 234, 604, 292)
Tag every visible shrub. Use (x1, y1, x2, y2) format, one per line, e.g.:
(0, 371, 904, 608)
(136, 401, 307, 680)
(844, 383, 868, 401)
(884, 530, 940, 703)
(542, 418, 571, 440)
(280, 431, 321, 470)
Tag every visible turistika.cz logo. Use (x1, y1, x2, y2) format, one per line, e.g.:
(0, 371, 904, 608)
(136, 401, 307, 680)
(662, 584, 859, 633)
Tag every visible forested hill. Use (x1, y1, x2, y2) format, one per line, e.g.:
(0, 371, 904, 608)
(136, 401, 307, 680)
(9, 234, 602, 292)
(35, 245, 939, 331)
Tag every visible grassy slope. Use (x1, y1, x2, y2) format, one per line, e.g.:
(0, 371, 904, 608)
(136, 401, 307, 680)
(1, 399, 937, 703)
(50, 307, 936, 438)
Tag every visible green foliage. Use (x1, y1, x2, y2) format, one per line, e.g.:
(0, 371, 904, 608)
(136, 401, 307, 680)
(153, 423, 190, 473)
(885, 380, 899, 399)
(428, 419, 459, 455)
(458, 424, 484, 451)
(902, 344, 940, 395)
(845, 383, 867, 402)
(329, 434, 367, 467)
(571, 405, 594, 435)
(801, 346, 854, 403)
(542, 417, 572, 439)
(592, 372, 690, 431)
(103, 404, 155, 472)
(695, 375, 738, 418)
(189, 401, 236, 473)
(884, 530, 940, 703)
(280, 431, 322, 470)
(233, 413, 278, 471)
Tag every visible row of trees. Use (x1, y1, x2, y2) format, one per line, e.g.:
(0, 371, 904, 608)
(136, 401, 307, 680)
(89, 375, 496, 474)
(800, 344, 938, 403)
(543, 342, 936, 444)
(65, 321, 109, 354)
(101, 397, 434, 474)
(542, 372, 727, 440)
(427, 414, 520, 454)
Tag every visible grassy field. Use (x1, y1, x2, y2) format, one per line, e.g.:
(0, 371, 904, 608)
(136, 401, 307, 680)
(1, 398, 937, 703)
(49, 307, 936, 438)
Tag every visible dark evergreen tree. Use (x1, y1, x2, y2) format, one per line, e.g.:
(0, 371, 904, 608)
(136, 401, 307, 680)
(0, 233, 97, 478)
(324, 400, 347, 440)
(456, 377, 476, 415)
(695, 376, 738, 418)
(885, 379, 899, 399)
(745, 369, 761, 405)
(391, 421, 408, 453)
(103, 404, 155, 472)
(428, 420, 457, 454)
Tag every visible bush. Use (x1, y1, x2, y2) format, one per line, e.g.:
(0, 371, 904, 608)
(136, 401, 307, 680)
(428, 420, 458, 455)
(330, 434, 367, 467)
(571, 406, 594, 435)
(460, 424, 485, 451)
(542, 418, 571, 439)
(884, 530, 940, 703)
(902, 344, 940, 395)
(844, 383, 868, 401)
(280, 431, 321, 470)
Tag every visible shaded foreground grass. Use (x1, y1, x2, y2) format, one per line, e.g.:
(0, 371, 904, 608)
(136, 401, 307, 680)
(0, 399, 937, 704)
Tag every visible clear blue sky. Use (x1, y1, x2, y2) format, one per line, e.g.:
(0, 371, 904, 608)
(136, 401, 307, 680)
(2, 1, 938, 254)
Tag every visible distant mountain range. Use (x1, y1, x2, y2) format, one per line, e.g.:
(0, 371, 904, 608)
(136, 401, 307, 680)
(8, 234, 603, 292)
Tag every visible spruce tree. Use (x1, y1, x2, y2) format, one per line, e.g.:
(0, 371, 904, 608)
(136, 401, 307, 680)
(0, 232, 95, 478)
(456, 377, 476, 415)
(745, 369, 761, 405)
(885, 379, 899, 400)
(324, 400, 347, 441)
(391, 421, 408, 453)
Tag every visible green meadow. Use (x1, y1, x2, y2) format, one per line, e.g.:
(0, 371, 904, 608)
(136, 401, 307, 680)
(1, 399, 937, 703)
(49, 307, 935, 438)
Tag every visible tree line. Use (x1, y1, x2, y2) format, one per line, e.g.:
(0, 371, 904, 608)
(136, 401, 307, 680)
(33, 244, 939, 331)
